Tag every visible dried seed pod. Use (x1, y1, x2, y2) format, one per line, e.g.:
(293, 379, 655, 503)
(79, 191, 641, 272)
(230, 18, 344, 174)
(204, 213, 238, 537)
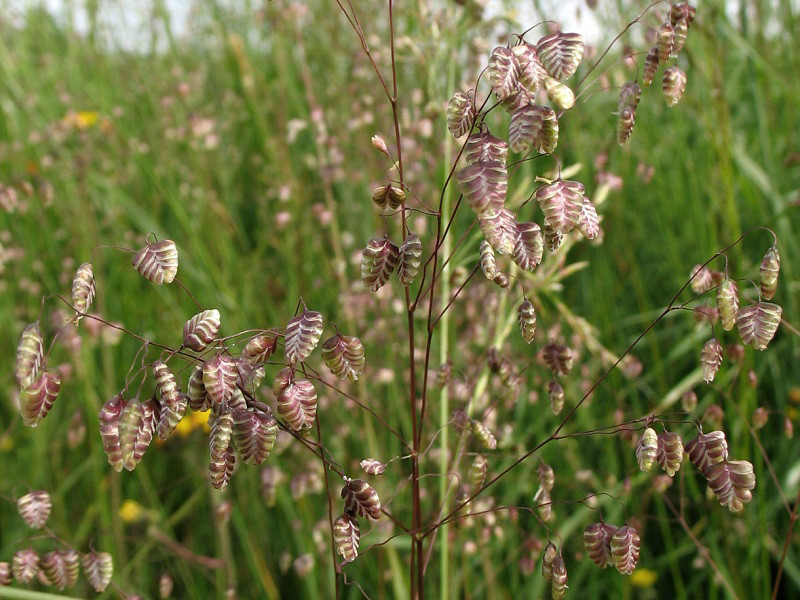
(333, 513, 360, 564)
(470, 419, 497, 449)
(672, 17, 688, 55)
(535, 180, 585, 234)
(737, 302, 782, 350)
(488, 46, 520, 101)
(685, 430, 728, 471)
(610, 526, 640, 575)
(670, 3, 696, 27)
(656, 431, 684, 476)
(342, 479, 382, 520)
(584, 523, 616, 568)
(543, 76, 575, 110)
(457, 161, 508, 217)
(538, 462, 555, 493)
(544, 221, 563, 252)
(0, 562, 10, 586)
(480, 240, 498, 280)
(512, 221, 543, 271)
(99, 394, 126, 471)
(577, 197, 600, 239)
(232, 408, 278, 465)
(153, 360, 180, 406)
(617, 106, 636, 145)
(662, 66, 687, 106)
(636, 427, 658, 471)
(17, 490, 51, 529)
(464, 131, 508, 165)
(701, 338, 723, 383)
(385, 185, 405, 210)
(542, 541, 557, 581)
(537, 32, 585, 80)
(509, 101, 542, 154)
(643, 46, 659, 87)
(40, 551, 68, 590)
(398, 233, 423, 286)
(285, 310, 324, 364)
(15, 322, 44, 389)
(82, 551, 113, 592)
(548, 380, 565, 415)
(361, 236, 400, 292)
(543, 342, 573, 375)
(187, 365, 209, 411)
(551, 555, 567, 600)
(704, 459, 756, 512)
(71, 262, 95, 319)
(717, 278, 739, 331)
(210, 412, 235, 489)
(322, 334, 366, 381)
(447, 90, 476, 138)
(360, 459, 387, 475)
(203, 354, 237, 409)
(131, 239, 178, 285)
(469, 453, 488, 491)
(759, 246, 780, 300)
(618, 82, 642, 112)
(20, 370, 61, 427)
(12, 548, 39, 584)
(479, 208, 517, 255)
(156, 393, 188, 440)
(183, 309, 221, 351)
(277, 376, 318, 430)
(657, 22, 674, 63)
(535, 106, 559, 154)
(512, 42, 547, 92)
(518, 300, 537, 344)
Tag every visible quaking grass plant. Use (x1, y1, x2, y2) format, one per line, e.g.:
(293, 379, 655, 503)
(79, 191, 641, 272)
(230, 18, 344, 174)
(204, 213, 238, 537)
(4, 1, 794, 598)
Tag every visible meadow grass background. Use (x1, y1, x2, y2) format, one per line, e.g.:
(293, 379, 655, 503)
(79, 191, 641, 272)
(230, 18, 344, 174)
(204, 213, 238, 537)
(0, 0, 799, 598)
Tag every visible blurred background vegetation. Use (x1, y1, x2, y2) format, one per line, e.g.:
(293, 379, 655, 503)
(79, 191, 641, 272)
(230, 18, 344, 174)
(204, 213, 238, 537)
(0, 0, 798, 598)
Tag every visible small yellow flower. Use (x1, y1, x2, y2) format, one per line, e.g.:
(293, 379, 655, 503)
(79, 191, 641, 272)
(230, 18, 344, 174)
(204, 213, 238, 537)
(62, 111, 100, 130)
(173, 409, 211, 437)
(630, 568, 658, 588)
(118, 500, 144, 523)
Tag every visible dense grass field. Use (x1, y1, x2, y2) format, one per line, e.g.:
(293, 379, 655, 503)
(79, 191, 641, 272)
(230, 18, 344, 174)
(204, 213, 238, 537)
(1, 1, 799, 598)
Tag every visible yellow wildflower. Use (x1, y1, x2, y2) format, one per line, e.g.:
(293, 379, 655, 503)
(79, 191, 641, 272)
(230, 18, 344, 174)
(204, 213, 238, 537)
(630, 568, 658, 587)
(118, 500, 144, 523)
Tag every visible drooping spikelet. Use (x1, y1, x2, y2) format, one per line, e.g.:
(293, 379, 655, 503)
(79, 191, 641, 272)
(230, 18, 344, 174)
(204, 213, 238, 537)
(543, 76, 575, 110)
(717, 278, 739, 331)
(685, 430, 728, 472)
(131, 239, 178, 285)
(584, 522, 616, 568)
(70, 262, 96, 320)
(543, 342, 573, 375)
(398, 233, 423, 286)
(535, 106, 559, 154)
(548, 380, 565, 415)
(12, 548, 39, 584)
(656, 431, 684, 476)
(512, 43, 547, 92)
(457, 161, 508, 217)
(642, 47, 659, 87)
(662, 66, 687, 106)
(700, 338, 723, 383)
(285, 310, 324, 364)
(535, 180, 585, 234)
(99, 394, 127, 472)
(469, 453, 488, 492)
(512, 221, 543, 271)
(20, 370, 61, 427)
(657, 22, 674, 63)
(488, 46, 520, 101)
(464, 131, 508, 165)
(183, 309, 221, 351)
(617, 106, 636, 145)
(610, 526, 640, 574)
(233, 407, 278, 465)
(187, 365, 209, 411)
(16, 490, 51, 529)
(704, 459, 756, 512)
(518, 300, 537, 344)
(360, 459, 387, 475)
(202, 354, 237, 409)
(537, 32, 585, 80)
(342, 479, 382, 520)
(544, 221, 563, 252)
(480, 240, 498, 280)
(15, 323, 44, 389)
(759, 246, 780, 300)
(672, 17, 688, 55)
(479, 208, 517, 255)
(577, 197, 600, 239)
(333, 513, 360, 564)
(276, 372, 318, 430)
(361, 236, 400, 292)
(470, 419, 497, 450)
(541, 541, 557, 581)
(551, 555, 567, 599)
(322, 334, 366, 381)
(636, 427, 658, 471)
(446, 90, 476, 138)
(81, 551, 113, 593)
(737, 302, 782, 350)
(242, 330, 280, 364)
